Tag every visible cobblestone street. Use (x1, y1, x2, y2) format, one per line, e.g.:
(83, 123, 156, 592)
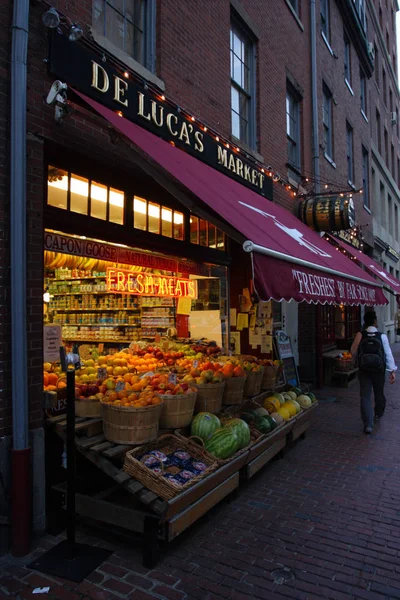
(2, 349, 400, 600)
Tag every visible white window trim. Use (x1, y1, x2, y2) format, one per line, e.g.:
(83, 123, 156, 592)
(345, 79, 354, 96)
(285, 0, 304, 30)
(324, 152, 336, 168)
(361, 109, 368, 123)
(321, 31, 334, 56)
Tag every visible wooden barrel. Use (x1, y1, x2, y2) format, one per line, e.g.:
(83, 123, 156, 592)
(297, 196, 355, 232)
(193, 382, 225, 414)
(158, 391, 197, 428)
(101, 400, 163, 445)
(222, 376, 247, 405)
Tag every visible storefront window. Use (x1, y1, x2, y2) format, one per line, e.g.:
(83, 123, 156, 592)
(199, 219, 208, 246)
(190, 216, 199, 244)
(109, 187, 124, 224)
(70, 174, 89, 215)
(90, 180, 107, 221)
(47, 167, 68, 209)
(148, 202, 160, 234)
(161, 207, 173, 237)
(173, 211, 184, 240)
(133, 196, 147, 230)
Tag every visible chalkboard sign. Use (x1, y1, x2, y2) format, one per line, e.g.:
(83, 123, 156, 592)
(274, 331, 300, 388)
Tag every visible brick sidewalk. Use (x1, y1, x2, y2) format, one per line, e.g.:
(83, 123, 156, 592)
(2, 348, 400, 600)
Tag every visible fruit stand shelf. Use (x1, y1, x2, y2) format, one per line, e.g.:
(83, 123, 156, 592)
(46, 402, 318, 567)
(54, 308, 140, 312)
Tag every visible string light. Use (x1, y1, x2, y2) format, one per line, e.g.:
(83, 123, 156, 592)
(123, 71, 129, 78)
(161, 94, 166, 101)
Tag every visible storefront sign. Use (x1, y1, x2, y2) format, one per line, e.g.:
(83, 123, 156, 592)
(48, 33, 273, 199)
(291, 268, 377, 303)
(106, 268, 197, 298)
(385, 245, 400, 262)
(336, 230, 361, 249)
(43, 324, 62, 362)
(44, 231, 207, 275)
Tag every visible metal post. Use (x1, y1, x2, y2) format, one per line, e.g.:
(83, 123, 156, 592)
(10, 0, 30, 557)
(66, 369, 76, 550)
(310, 0, 320, 193)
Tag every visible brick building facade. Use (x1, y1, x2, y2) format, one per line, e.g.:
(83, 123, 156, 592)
(0, 0, 397, 553)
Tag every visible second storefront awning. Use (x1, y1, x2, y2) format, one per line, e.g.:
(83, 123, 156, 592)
(326, 234, 400, 297)
(75, 91, 387, 306)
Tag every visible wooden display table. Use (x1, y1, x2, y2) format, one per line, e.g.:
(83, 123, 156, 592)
(46, 400, 318, 567)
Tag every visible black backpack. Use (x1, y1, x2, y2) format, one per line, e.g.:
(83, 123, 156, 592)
(358, 331, 385, 372)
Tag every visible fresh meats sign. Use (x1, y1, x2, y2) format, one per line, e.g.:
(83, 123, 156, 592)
(292, 269, 377, 303)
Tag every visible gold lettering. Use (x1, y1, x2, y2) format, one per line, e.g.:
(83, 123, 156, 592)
(251, 170, 257, 185)
(91, 61, 109, 93)
(178, 122, 191, 145)
(236, 158, 244, 178)
(137, 92, 151, 121)
(113, 76, 128, 106)
(166, 113, 178, 136)
(151, 101, 164, 127)
(217, 145, 228, 167)
(258, 174, 265, 189)
(228, 153, 236, 173)
(194, 131, 204, 152)
(244, 165, 251, 182)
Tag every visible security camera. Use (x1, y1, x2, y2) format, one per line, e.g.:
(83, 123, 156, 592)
(45, 80, 71, 123)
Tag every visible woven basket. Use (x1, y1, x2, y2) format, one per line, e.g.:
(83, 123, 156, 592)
(177, 427, 261, 466)
(193, 382, 225, 414)
(123, 434, 218, 500)
(261, 365, 279, 390)
(334, 358, 354, 372)
(158, 391, 197, 428)
(243, 368, 265, 397)
(75, 397, 102, 418)
(222, 376, 246, 405)
(101, 400, 163, 445)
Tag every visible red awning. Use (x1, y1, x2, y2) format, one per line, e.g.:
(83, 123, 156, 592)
(75, 91, 387, 307)
(327, 234, 400, 295)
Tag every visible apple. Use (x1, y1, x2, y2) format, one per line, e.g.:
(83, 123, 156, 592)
(80, 384, 88, 396)
(88, 384, 100, 395)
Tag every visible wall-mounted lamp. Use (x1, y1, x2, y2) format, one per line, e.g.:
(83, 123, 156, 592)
(42, 7, 60, 28)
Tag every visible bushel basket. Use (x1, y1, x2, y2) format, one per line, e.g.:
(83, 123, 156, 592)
(222, 376, 246, 405)
(101, 400, 163, 445)
(243, 368, 264, 397)
(261, 365, 279, 390)
(75, 397, 102, 418)
(123, 434, 218, 500)
(193, 382, 225, 414)
(158, 390, 197, 428)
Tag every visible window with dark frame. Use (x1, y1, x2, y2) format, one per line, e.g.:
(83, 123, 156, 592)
(383, 68, 387, 105)
(384, 128, 389, 164)
(374, 44, 379, 85)
(286, 84, 301, 178)
(287, 0, 299, 14)
(320, 0, 329, 40)
(344, 33, 351, 84)
(392, 143, 395, 177)
(346, 122, 354, 183)
(323, 83, 333, 158)
(376, 109, 381, 153)
(360, 67, 367, 114)
(362, 146, 369, 209)
(92, 0, 155, 70)
(230, 17, 256, 148)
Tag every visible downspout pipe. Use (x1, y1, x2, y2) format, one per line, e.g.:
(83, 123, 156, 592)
(10, 0, 30, 556)
(310, 0, 320, 193)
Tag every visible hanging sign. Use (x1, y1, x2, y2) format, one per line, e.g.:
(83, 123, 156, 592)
(48, 32, 273, 199)
(274, 330, 300, 388)
(43, 324, 62, 362)
(106, 268, 197, 298)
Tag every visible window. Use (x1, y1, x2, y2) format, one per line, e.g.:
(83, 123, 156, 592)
(323, 83, 333, 158)
(384, 128, 388, 164)
(374, 44, 379, 85)
(133, 196, 184, 240)
(392, 143, 395, 176)
(379, 6, 383, 29)
(288, 0, 299, 13)
(346, 122, 354, 183)
(286, 84, 301, 175)
(388, 195, 393, 235)
(390, 89, 393, 113)
(230, 18, 256, 148)
(360, 68, 367, 114)
(395, 205, 399, 240)
(362, 146, 369, 209)
(344, 33, 351, 84)
(189, 215, 226, 250)
(376, 109, 381, 152)
(47, 166, 124, 224)
(398, 157, 400, 189)
(386, 30, 390, 51)
(321, 0, 330, 40)
(93, 0, 155, 70)
(383, 68, 387, 105)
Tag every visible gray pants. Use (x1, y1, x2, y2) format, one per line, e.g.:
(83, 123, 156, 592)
(359, 370, 386, 428)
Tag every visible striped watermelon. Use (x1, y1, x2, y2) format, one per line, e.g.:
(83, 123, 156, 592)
(224, 418, 250, 449)
(190, 413, 221, 442)
(205, 428, 238, 459)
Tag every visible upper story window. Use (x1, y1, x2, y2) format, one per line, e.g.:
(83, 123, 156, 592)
(376, 108, 381, 153)
(322, 83, 333, 159)
(346, 122, 354, 184)
(230, 18, 256, 148)
(286, 84, 301, 176)
(374, 44, 379, 86)
(190, 216, 226, 250)
(382, 68, 387, 105)
(287, 0, 299, 14)
(344, 33, 351, 85)
(93, 0, 155, 70)
(360, 67, 367, 115)
(321, 0, 330, 41)
(47, 166, 124, 225)
(362, 146, 369, 209)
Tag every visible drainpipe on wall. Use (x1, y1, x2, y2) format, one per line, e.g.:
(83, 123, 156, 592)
(10, 0, 31, 556)
(310, 0, 320, 194)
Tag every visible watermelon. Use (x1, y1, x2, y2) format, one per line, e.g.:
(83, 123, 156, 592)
(308, 392, 316, 403)
(224, 418, 251, 449)
(205, 428, 238, 459)
(265, 415, 278, 430)
(191, 413, 221, 441)
(290, 387, 302, 397)
(241, 411, 255, 424)
(254, 407, 269, 417)
(255, 417, 272, 434)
